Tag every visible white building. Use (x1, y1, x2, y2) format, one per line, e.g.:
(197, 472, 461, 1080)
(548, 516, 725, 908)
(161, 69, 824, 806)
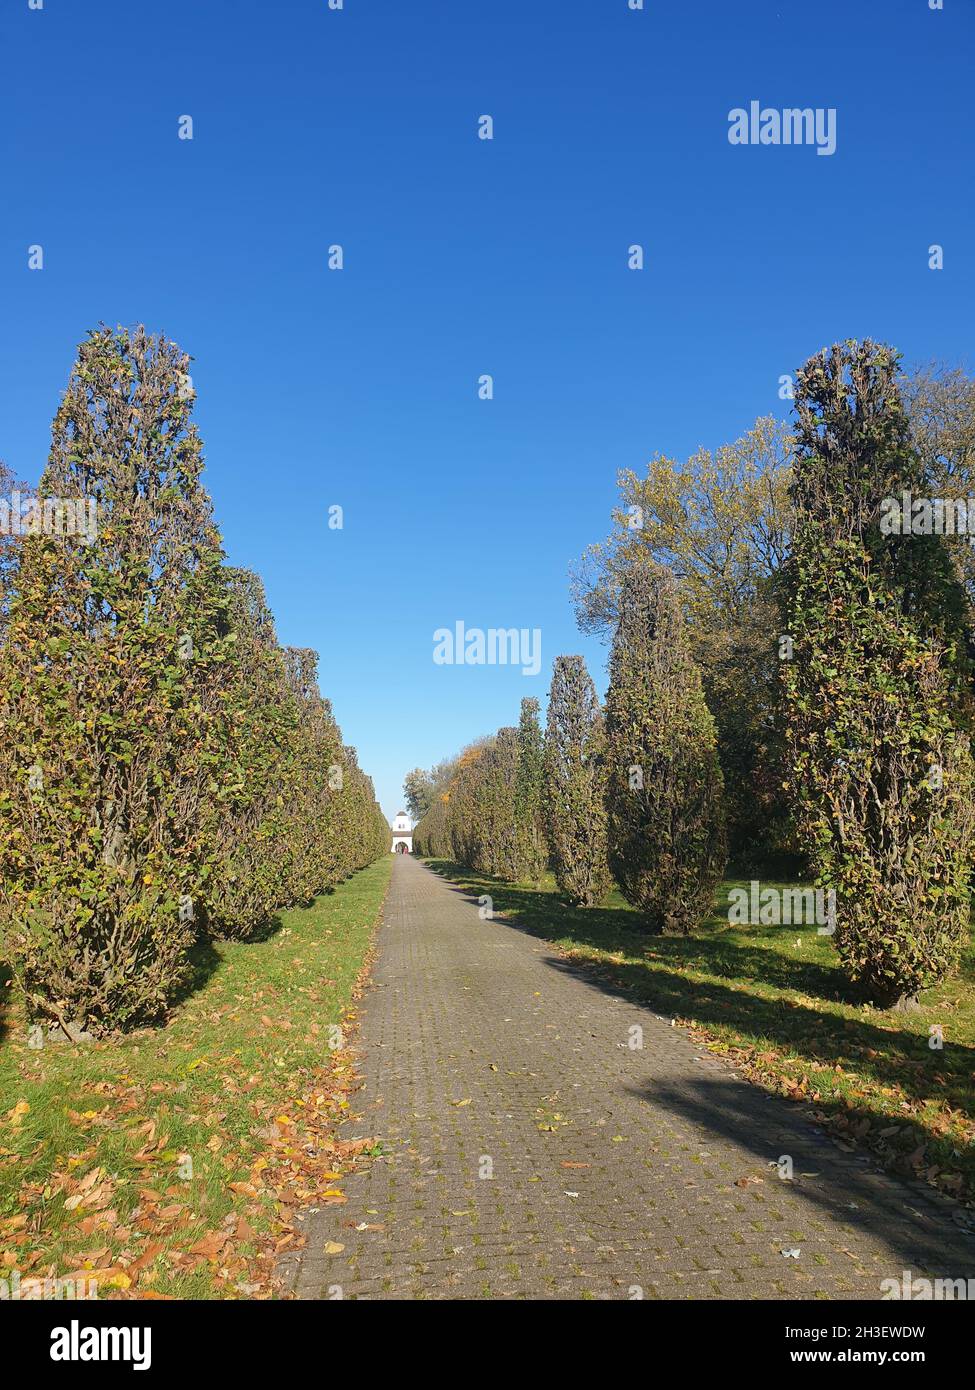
(391, 811, 413, 854)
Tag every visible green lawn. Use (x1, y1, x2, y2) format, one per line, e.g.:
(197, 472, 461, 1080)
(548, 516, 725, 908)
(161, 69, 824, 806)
(0, 855, 392, 1299)
(423, 859, 975, 1208)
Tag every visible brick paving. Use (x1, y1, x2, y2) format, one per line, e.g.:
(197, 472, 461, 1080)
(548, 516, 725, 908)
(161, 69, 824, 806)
(284, 855, 975, 1300)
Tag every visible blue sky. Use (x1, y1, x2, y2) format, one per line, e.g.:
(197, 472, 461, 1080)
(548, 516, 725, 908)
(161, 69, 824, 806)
(2, 0, 972, 820)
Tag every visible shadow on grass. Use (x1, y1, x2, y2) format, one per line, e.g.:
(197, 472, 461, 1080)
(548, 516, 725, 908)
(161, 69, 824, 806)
(239, 913, 288, 944)
(0, 937, 254, 1041)
(0, 909, 293, 1042)
(171, 935, 226, 1009)
(172, 911, 287, 1010)
(424, 859, 975, 1200)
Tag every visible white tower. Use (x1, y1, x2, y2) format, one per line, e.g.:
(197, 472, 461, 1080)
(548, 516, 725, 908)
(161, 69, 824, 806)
(391, 811, 413, 854)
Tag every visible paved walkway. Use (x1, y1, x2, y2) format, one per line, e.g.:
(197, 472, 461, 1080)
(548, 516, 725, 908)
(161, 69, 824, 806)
(284, 855, 975, 1300)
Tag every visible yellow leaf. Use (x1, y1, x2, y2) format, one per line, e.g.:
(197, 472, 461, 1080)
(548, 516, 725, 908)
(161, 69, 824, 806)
(324, 1242, 344, 1255)
(7, 1101, 29, 1127)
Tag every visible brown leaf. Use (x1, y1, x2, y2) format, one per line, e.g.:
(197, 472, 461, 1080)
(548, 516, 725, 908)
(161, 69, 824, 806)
(126, 1242, 165, 1279)
(188, 1231, 230, 1262)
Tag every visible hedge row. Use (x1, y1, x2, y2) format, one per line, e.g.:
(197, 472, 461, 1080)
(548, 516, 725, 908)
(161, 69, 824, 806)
(413, 599, 726, 927)
(414, 341, 975, 1008)
(0, 326, 388, 1037)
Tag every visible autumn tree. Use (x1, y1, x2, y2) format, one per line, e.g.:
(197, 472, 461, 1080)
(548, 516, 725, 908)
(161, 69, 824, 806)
(903, 362, 975, 638)
(403, 767, 435, 822)
(604, 562, 726, 932)
(410, 739, 495, 863)
(543, 655, 610, 906)
(572, 418, 794, 866)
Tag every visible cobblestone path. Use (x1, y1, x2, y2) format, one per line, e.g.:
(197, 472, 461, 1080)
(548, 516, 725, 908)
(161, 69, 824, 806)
(284, 855, 975, 1300)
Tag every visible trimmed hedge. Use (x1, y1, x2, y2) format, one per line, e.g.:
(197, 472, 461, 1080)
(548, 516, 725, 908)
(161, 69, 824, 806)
(0, 327, 388, 1035)
(543, 655, 610, 907)
(604, 563, 727, 933)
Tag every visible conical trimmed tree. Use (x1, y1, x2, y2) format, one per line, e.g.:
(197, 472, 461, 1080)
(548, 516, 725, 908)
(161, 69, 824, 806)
(514, 696, 546, 883)
(543, 655, 610, 906)
(203, 568, 298, 938)
(281, 646, 344, 902)
(0, 326, 229, 1033)
(784, 340, 975, 1007)
(604, 563, 726, 932)
(479, 728, 520, 879)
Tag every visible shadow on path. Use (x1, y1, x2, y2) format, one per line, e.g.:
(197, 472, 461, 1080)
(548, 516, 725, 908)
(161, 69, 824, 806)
(424, 859, 975, 1243)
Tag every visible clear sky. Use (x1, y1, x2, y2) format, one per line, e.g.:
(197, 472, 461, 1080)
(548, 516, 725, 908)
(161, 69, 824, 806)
(2, 0, 972, 821)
